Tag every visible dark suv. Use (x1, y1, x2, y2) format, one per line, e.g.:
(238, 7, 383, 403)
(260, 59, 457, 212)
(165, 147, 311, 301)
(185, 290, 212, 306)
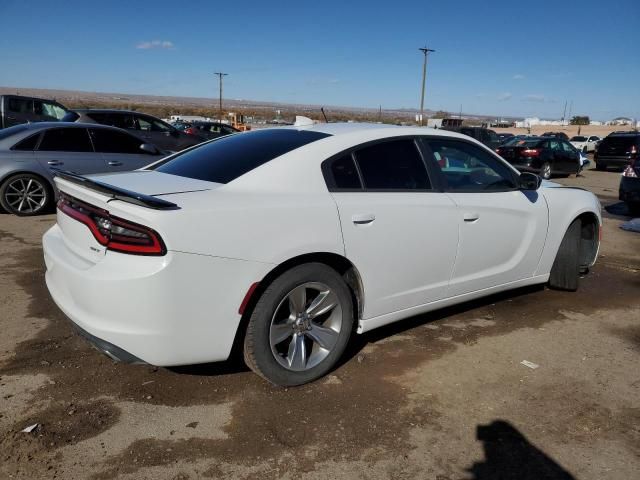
(595, 132, 640, 171)
(63, 109, 202, 153)
(444, 126, 501, 150)
(0, 95, 70, 129)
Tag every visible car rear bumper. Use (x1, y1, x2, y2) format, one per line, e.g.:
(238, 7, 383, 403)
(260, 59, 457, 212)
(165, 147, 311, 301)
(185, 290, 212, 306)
(43, 224, 272, 366)
(597, 156, 633, 167)
(619, 176, 640, 204)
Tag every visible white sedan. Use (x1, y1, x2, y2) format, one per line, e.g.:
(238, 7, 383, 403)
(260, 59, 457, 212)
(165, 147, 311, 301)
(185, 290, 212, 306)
(43, 124, 601, 386)
(570, 135, 601, 153)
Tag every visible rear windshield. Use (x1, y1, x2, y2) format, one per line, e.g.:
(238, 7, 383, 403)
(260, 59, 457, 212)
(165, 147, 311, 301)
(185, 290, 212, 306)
(599, 135, 638, 150)
(0, 124, 29, 141)
(571, 136, 587, 141)
(152, 129, 330, 184)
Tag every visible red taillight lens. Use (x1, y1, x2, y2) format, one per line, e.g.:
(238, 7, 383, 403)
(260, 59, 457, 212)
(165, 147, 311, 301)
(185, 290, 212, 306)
(522, 148, 540, 157)
(495, 148, 502, 154)
(57, 193, 166, 256)
(184, 127, 195, 135)
(631, 145, 638, 155)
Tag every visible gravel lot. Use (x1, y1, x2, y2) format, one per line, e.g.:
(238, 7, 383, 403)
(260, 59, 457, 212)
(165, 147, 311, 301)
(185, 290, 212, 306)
(1, 166, 639, 480)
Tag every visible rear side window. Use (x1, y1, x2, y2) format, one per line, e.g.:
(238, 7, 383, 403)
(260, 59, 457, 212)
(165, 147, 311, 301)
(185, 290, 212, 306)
(38, 128, 93, 152)
(12, 133, 40, 151)
(90, 128, 142, 154)
(153, 129, 330, 184)
(8, 98, 32, 113)
(330, 154, 362, 189)
(354, 139, 431, 190)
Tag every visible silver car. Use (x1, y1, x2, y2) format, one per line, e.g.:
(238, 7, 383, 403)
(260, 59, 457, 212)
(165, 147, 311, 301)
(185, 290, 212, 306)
(0, 122, 164, 216)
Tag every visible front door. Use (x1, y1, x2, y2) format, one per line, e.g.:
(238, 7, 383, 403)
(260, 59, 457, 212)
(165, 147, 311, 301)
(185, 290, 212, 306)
(423, 137, 548, 297)
(327, 138, 459, 319)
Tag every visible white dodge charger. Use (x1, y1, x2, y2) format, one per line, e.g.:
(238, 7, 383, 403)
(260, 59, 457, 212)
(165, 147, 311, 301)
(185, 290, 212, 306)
(43, 123, 601, 386)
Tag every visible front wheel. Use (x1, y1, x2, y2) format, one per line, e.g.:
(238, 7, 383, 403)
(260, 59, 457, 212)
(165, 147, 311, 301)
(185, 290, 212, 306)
(243, 263, 354, 386)
(549, 220, 581, 291)
(0, 174, 52, 216)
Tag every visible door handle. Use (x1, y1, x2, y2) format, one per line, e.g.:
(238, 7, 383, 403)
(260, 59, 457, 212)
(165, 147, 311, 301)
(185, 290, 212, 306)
(108, 161, 123, 166)
(47, 160, 64, 166)
(352, 213, 375, 225)
(463, 212, 480, 222)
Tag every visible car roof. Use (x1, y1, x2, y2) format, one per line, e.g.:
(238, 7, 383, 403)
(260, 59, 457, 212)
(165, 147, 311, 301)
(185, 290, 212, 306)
(74, 109, 151, 115)
(0, 122, 138, 149)
(287, 122, 472, 140)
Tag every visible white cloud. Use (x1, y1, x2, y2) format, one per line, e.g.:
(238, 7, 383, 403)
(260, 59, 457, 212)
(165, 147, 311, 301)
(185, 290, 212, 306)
(512, 74, 525, 80)
(523, 94, 546, 103)
(497, 92, 513, 101)
(136, 40, 175, 50)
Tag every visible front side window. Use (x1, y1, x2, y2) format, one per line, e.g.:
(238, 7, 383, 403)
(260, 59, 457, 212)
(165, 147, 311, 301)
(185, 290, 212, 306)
(561, 141, 575, 152)
(137, 116, 170, 132)
(90, 128, 142, 154)
(38, 128, 93, 152)
(426, 139, 516, 192)
(353, 139, 430, 190)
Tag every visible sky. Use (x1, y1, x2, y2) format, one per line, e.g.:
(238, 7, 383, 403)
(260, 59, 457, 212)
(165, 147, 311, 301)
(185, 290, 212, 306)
(1, 0, 638, 120)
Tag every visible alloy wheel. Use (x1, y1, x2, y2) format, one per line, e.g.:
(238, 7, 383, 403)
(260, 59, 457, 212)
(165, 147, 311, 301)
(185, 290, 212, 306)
(3, 177, 48, 214)
(269, 282, 343, 371)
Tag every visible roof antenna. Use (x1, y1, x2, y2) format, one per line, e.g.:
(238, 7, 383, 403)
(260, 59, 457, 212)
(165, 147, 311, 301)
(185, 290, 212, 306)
(321, 107, 329, 123)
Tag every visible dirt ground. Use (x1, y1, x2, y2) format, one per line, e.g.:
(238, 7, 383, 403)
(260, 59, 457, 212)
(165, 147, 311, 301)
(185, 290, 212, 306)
(1, 165, 639, 480)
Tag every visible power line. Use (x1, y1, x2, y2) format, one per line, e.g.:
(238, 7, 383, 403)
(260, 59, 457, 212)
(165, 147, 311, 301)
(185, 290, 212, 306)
(418, 46, 435, 126)
(214, 72, 228, 122)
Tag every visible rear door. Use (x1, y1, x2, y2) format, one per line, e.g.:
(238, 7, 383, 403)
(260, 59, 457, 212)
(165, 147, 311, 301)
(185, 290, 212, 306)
(423, 138, 548, 296)
(35, 127, 107, 174)
(89, 127, 160, 171)
(326, 138, 459, 319)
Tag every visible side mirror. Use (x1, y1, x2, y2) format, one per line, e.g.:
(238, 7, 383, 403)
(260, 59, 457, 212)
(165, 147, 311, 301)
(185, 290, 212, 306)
(140, 143, 159, 155)
(518, 172, 541, 190)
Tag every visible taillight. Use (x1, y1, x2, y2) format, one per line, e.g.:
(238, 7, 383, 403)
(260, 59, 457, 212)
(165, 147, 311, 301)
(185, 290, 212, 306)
(631, 145, 638, 155)
(521, 148, 540, 157)
(57, 193, 166, 256)
(184, 127, 195, 135)
(495, 148, 502, 155)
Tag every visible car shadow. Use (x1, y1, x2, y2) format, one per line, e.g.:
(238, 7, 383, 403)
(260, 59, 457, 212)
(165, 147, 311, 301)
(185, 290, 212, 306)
(339, 283, 544, 368)
(603, 201, 635, 220)
(464, 420, 575, 480)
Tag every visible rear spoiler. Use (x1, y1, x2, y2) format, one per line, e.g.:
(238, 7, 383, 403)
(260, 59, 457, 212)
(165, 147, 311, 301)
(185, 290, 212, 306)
(53, 170, 180, 210)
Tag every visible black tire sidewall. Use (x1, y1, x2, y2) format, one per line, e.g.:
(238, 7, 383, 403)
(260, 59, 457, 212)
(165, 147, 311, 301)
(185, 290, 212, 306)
(245, 263, 354, 386)
(540, 162, 551, 179)
(0, 174, 51, 216)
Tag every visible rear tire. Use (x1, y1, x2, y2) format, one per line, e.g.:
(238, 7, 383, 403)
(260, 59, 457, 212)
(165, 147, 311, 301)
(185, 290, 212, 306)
(0, 173, 52, 216)
(595, 162, 606, 171)
(243, 263, 354, 386)
(548, 220, 581, 291)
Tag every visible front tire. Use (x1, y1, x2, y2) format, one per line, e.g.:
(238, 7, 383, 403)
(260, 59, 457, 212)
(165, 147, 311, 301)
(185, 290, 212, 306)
(548, 220, 581, 291)
(0, 173, 52, 216)
(243, 263, 354, 386)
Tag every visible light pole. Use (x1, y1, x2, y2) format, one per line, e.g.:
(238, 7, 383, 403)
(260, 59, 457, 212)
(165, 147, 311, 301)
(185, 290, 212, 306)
(214, 72, 228, 122)
(419, 47, 435, 126)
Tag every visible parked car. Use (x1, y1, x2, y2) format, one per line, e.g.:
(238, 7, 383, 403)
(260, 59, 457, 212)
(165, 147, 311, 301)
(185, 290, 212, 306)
(43, 123, 601, 386)
(497, 132, 515, 144)
(496, 137, 581, 179)
(444, 126, 501, 150)
(570, 135, 601, 153)
(184, 121, 240, 141)
(594, 132, 640, 171)
(619, 158, 640, 213)
(0, 95, 70, 129)
(63, 109, 202, 153)
(0, 122, 164, 216)
(542, 131, 569, 141)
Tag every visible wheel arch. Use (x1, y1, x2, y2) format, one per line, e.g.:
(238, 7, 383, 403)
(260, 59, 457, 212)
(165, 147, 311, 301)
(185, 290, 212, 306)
(229, 252, 365, 361)
(574, 211, 600, 269)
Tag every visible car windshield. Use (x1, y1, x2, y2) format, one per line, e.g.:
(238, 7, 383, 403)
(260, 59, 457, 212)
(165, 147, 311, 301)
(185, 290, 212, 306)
(571, 136, 587, 141)
(152, 128, 330, 184)
(0, 124, 29, 141)
(504, 138, 541, 147)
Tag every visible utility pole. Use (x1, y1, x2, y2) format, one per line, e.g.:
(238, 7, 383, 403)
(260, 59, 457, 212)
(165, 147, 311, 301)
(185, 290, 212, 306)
(419, 46, 435, 126)
(214, 72, 228, 122)
(561, 100, 567, 124)
(567, 100, 573, 125)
